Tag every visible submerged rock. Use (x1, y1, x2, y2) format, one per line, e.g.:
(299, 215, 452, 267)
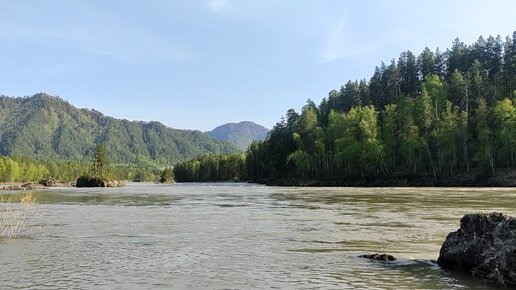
(437, 212, 516, 287)
(359, 253, 397, 261)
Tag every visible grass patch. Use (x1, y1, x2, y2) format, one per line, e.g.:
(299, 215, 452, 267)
(0, 192, 41, 239)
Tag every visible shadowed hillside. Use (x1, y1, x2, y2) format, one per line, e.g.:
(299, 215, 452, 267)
(207, 121, 268, 150)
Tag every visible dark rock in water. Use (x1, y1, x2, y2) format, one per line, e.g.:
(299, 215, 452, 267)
(76, 176, 104, 187)
(438, 213, 516, 287)
(76, 176, 125, 188)
(360, 253, 397, 261)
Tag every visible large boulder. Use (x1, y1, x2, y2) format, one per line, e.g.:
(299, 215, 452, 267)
(76, 176, 125, 188)
(76, 176, 105, 187)
(437, 213, 516, 287)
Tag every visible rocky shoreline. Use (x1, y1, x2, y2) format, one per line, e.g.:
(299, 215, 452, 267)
(0, 177, 125, 190)
(0, 178, 74, 191)
(0, 182, 47, 191)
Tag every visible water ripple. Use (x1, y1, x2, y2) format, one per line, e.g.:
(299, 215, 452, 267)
(1, 183, 514, 289)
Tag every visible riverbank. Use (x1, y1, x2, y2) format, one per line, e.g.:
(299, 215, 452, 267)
(261, 172, 516, 187)
(0, 178, 75, 191)
(1, 179, 131, 190)
(0, 182, 47, 191)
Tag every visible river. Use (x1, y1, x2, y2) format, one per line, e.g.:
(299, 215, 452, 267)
(1, 183, 515, 289)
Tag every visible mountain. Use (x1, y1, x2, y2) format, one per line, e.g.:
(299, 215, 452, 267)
(207, 121, 269, 150)
(0, 93, 238, 164)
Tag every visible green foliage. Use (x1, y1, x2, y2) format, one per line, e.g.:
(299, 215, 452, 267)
(174, 153, 246, 182)
(287, 149, 311, 179)
(0, 93, 239, 165)
(241, 31, 516, 183)
(474, 99, 494, 174)
(382, 104, 398, 171)
(160, 167, 174, 183)
(399, 112, 424, 174)
(492, 98, 516, 171)
(0, 155, 160, 183)
(93, 143, 108, 179)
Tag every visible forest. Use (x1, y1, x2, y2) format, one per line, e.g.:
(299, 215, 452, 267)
(174, 153, 246, 182)
(175, 32, 516, 185)
(0, 93, 237, 165)
(0, 155, 162, 183)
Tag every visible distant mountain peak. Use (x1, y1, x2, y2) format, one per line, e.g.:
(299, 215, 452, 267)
(207, 121, 269, 150)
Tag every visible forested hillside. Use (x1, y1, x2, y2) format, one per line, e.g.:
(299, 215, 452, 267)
(175, 32, 516, 185)
(245, 32, 516, 184)
(0, 93, 238, 165)
(207, 121, 268, 150)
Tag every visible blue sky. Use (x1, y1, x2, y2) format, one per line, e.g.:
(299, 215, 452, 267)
(1, 0, 515, 131)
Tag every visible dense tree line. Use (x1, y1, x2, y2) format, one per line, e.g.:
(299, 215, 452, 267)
(0, 155, 162, 183)
(176, 33, 516, 184)
(174, 154, 246, 182)
(245, 32, 516, 184)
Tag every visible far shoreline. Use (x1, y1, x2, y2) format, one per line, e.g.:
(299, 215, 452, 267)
(1, 173, 515, 191)
(257, 173, 516, 187)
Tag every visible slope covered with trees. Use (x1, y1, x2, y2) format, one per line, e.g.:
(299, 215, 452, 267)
(0, 93, 238, 165)
(246, 32, 516, 185)
(176, 32, 516, 186)
(207, 121, 268, 150)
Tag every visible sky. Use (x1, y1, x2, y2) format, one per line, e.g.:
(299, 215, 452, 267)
(1, 0, 515, 131)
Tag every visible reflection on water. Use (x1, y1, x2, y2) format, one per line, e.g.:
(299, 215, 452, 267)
(1, 183, 514, 289)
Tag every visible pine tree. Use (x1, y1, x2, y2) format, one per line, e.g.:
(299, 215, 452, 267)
(94, 143, 108, 179)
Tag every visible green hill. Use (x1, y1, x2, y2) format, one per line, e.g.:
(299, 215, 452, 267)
(0, 93, 238, 164)
(207, 121, 268, 150)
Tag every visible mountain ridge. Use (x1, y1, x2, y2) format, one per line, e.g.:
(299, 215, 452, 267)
(0, 93, 238, 164)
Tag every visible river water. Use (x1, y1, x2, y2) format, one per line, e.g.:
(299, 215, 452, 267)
(1, 183, 515, 289)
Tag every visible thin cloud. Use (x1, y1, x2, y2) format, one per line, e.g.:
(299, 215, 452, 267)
(70, 3, 195, 63)
(0, 3, 194, 63)
(318, 20, 375, 63)
(206, 0, 231, 14)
